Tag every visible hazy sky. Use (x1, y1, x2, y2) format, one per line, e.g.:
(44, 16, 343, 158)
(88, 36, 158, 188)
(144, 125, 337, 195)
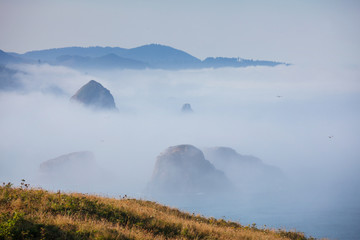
(1, 0, 359, 65)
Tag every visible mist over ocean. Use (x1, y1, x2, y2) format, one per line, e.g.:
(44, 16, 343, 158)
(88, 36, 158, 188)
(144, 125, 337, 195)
(1, 63, 359, 240)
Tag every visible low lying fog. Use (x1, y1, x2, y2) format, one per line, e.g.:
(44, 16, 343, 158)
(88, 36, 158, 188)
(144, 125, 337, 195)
(1, 63, 359, 237)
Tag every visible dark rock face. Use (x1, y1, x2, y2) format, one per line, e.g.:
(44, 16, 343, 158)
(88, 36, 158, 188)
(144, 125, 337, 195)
(71, 80, 117, 110)
(181, 103, 193, 113)
(203, 147, 285, 193)
(148, 145, 231, 196)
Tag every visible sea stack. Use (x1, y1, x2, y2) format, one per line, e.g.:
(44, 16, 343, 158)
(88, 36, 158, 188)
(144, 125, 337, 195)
(71, 80, 117, 110)
(147, 145, 231, 196)
(181, 103, 193, 113)
(203, 147, 285, 193)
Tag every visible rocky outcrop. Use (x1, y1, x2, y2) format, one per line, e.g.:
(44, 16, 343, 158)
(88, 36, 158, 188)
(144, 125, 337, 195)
(70, 80, 117, 110)
(147, 145, 231, 196)
(203, 147, 285, 193)
(181, 103, 193, 113)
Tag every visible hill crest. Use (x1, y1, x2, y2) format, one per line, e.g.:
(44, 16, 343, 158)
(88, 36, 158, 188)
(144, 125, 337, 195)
(0, 184, 314, 240)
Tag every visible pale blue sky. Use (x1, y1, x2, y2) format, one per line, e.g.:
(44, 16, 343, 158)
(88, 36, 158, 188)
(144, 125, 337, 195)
(0, 0, 359, 65)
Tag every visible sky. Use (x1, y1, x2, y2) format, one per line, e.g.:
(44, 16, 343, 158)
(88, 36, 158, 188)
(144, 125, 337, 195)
(1, 0, 360, 65)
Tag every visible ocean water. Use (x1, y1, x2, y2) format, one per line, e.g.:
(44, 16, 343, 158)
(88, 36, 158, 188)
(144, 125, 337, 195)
(174, 197, 360, 240)
(212, 206, 359, 240)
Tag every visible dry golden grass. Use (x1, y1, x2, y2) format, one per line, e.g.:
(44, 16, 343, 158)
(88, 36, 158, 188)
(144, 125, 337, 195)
(0, 183, 320, 240)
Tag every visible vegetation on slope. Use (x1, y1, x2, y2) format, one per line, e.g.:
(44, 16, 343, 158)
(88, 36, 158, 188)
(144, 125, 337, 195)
(0, 181, 317, 240)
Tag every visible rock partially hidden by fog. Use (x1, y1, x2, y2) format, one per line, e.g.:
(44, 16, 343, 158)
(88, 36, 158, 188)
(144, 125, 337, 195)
(40, 151, 96, 173)
(203, 147, 262, 166)
(181, 103, 193, 113)
(70, 80, 117, 110)
(38, 151, 121, 194)
(147, 145, 231, 197)
(203, 147, 286, 194)
(39, 151, 103, 192)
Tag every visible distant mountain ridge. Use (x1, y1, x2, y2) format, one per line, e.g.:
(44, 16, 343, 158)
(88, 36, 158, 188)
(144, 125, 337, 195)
(22, 46, 128, 61)
(2, 44, 288, 70)
(0, 49, 31, 65)
(56, 53, 147, 70)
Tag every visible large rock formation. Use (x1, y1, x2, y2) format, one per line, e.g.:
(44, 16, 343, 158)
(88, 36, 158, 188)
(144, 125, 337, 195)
(147, 145, 231, 197)
(70, 80, 117, 110)
(203, 147, 285, 193)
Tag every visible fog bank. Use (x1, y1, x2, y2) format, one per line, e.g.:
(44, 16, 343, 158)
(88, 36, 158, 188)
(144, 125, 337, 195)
(1, 63, 359, 239)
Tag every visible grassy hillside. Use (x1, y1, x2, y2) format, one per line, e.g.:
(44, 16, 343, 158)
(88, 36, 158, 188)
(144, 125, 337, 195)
(0, 182, 317, 240)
